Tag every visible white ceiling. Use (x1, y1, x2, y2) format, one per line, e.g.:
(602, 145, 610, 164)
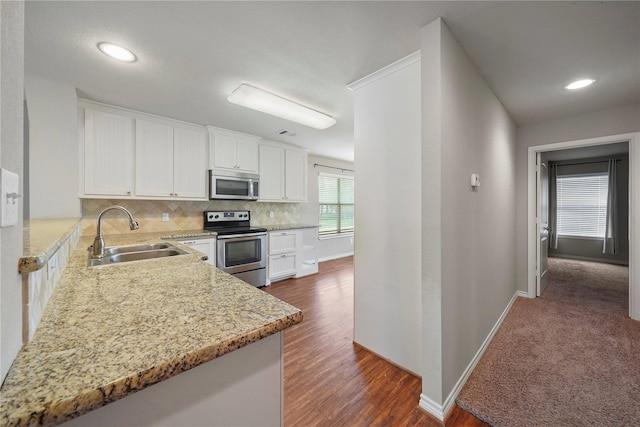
(24, 1, 640, 163)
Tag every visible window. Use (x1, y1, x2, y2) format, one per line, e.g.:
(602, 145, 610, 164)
(318, 173, 354, 237)
(556, 173, 608, 238)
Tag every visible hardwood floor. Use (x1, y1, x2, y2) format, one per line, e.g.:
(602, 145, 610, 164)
(263, 257, 487, 427)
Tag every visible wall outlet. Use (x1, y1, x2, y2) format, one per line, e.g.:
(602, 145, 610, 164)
(269, 211, 275, 218)
(162, 213, 169, 222)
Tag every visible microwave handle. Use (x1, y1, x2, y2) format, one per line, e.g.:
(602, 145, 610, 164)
(250, 180, 259, 199)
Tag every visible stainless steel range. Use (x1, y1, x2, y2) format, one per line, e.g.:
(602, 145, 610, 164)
(204, 211, 267, 288)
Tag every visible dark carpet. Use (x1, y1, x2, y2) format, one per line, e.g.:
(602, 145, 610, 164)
(456, 257, 639, 426)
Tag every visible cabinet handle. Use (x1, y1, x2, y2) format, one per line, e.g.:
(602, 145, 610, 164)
(281, 254, 287, 258)
(127, 190, 131, 195)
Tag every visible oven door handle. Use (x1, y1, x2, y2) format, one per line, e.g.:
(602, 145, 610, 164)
(217, 232, 267, 240)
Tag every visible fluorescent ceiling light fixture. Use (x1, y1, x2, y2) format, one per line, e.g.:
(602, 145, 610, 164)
(564, 78, 595, 90)
(228, 84, 336, 130)
(98, 42, 136, 62)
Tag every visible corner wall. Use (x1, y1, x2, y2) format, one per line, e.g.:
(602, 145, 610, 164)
(1, 0, 25, 382)
(421, 18, 517, 414)
(515, 103, 640, 291)
(351, 53, 423, 375)
(24, 73, 80, 218)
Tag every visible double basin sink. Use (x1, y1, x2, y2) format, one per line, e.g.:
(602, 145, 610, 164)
(88, 242, 189, 267)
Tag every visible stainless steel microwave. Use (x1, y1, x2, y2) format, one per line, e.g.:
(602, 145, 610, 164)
(209, 170, 259, 201)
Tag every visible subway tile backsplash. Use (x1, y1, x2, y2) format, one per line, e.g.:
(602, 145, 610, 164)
(81, 199, 300, 235)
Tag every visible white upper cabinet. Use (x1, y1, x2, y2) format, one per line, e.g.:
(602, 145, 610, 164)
(208, 127, 260, 174)
(136, 121, 207, 199)
(83, 108, 134, 196)
(173, 127, 207, 198)
(135, 120, 174, 197)
(80, 100, 207, 200)
(259, 141, 307, 202)
(285, 149, 307, 202)
(259, 143, 285, 200)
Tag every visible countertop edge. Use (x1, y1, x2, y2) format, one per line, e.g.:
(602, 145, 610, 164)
(19, 219, 81, 274)
(7, 312, 302, 427)
(259, 223, 320, 231)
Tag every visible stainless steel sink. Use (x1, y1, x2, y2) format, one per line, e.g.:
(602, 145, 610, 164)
(104, 243, 171, 256)
(88, 243, 188, 267)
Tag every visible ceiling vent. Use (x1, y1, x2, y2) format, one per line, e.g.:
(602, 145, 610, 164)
(276, 129, 297, 137)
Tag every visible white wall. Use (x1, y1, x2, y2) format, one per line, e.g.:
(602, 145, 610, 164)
(24, 73, 80, 218)
(1, 0, 25, 382)
(515, 103, 640, 291)
(421, 18, 517, 412)
(351, 53, 423, 375)
(299, 154, 354, 261)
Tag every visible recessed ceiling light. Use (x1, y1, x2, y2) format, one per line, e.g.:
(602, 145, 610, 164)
(564, 79, 595, 90)
(97, 42, 136, 62)
(228, 84, 336, 130)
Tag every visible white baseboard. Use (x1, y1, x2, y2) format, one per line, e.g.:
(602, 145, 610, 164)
(418, 290, 523, 420)
(317, 252, 354, 263)
(418, 394, 445, 421)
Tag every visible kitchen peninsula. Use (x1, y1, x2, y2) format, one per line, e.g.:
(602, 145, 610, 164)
(1, 229, 302, 426)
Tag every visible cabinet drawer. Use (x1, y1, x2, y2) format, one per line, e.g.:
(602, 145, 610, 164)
(269, 231, 297, 255)
(269, 254, 297, 279)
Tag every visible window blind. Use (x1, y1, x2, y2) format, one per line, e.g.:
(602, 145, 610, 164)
(318, 174, 354, 236)
(556, 173, 608, 238)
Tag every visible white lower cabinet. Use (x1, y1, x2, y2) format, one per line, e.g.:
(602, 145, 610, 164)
(268, 231, 298, 281)
(175, 238, 216, 267)
(268, 228, 318, 282)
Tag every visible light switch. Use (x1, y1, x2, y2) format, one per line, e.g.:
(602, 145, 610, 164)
(1, 168, 21, 227)
(470, 173, 480, 188)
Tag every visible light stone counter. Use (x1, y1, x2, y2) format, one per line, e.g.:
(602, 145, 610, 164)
(1, 232, 302, 427)
(259, 223, 320, 232)
(20, 218, 81, 273)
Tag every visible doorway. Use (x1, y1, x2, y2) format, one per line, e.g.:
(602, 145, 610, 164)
(527, 132, 640, 320)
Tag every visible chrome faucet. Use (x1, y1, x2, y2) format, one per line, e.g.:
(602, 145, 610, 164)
(92, 205, 140, 258)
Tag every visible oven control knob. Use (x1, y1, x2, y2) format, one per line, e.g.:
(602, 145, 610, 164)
(214, 214, 219, 219)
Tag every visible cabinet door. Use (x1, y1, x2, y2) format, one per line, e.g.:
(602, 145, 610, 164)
(212, 133, 237, 170)
(178, 239, 215, 267)
(84, 109, 134, 196)
(135, 120, 174, 197)
(259, 145, 285, 201)
(285, 149, 307, 201)
(173, 127, 207, 198)
(269, 254, 297, 279)
(235, 137, 259, 173)
(269, 231, 297, 255)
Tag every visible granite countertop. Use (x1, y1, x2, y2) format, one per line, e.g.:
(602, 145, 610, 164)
(20, 218, 81, 273)
(160, 229, 218, 239)
(1, 232, 302, 427)
(259, 223, 320, 232)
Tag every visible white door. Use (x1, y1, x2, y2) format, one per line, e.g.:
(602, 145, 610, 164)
(235, 137, 259, 173)
(212, 133, 238, 170)
(259, 144, 285, 201)
(536, 154, 550, 296)
(284, 149, 307, 201)
(135, 120, 174, 197)
(84, 109, 134, 196)
(173, 127, 207, 198)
